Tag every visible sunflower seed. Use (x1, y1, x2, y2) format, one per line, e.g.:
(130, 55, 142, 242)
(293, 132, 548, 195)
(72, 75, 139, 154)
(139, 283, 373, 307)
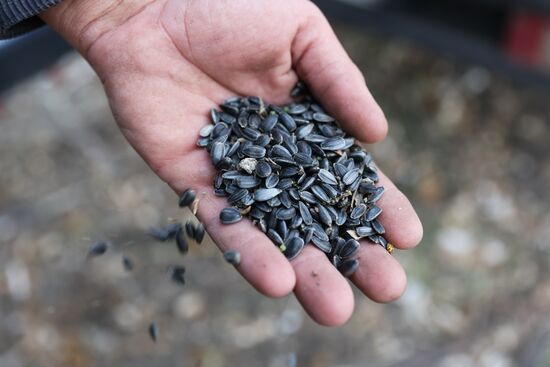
(122, 255, 134, 271)
(268, 228, 284, 245)
(296, 123, 314, 139)
(356, 226, 374, 237)
(320, 137, 346, 151)
(242, 145, 266, 158)
(276, 207, 296, 220)
(223, 250, 241, 265)
(271, 145, 293, 159)
(342, 169, 360, 185)
(317, 204, 333, 226)
(200, 124, 214, 137)
(220, 207, 243, 224)
(339, 239, 360, 259)
(350, 203, 367, 219)
(168, 265, 186, 285)
(315, 169, 336, 186)
(179, 189, 196, 208)
(87, 241, 108, 257)
(175, 226, 188, 254)
(371, 219, 385, 234)
(299, 201, 313, 225)
(211, 142, 225, 165)
(338, 258, 359, 277)
(149, 322, 159, 342)
(254, 188, 282, 201)
(285, 237, 305, 260)
(194, 223, 205, 244)
(313, 112, 335, 123)
(311, 236, 332, 253)
(311, 185, 330, 203)
(260, 114, 278, 132)
(365, 206, 383, 221)
(279, 112, 297, 131)
(237, 175, 261, 189)
(255, 161, 272, 178)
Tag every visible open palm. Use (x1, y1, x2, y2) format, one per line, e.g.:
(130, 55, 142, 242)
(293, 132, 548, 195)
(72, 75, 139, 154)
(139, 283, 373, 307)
(50, 0, 422, 326)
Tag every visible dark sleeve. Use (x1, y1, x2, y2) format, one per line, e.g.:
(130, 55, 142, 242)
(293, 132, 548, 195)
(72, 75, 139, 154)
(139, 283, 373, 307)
(0, 0, 62, 39)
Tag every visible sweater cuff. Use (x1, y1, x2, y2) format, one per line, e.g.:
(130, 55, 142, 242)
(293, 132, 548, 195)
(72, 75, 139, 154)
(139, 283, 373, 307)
(0, 0, 62, 39)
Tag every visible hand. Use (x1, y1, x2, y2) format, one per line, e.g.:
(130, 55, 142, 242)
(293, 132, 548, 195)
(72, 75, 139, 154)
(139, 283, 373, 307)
(42, 0, 422, 326)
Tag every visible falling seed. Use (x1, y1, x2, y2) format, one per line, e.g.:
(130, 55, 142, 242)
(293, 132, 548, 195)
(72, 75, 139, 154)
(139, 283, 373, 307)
(148, 322, 158, 342)
(194, 223, 205, 244)
(175, 226, 188, 254)
(168, 265, 186, 285)
(122, 255, 134, 271)
(87, 241, 108, 257)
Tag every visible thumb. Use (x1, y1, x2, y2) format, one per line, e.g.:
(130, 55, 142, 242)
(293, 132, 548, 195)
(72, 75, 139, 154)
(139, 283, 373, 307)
(291, 3, 387, 143)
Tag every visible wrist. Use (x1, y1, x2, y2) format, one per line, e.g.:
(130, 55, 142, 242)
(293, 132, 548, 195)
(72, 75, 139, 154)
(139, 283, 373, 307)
(39, 0, 156, 54)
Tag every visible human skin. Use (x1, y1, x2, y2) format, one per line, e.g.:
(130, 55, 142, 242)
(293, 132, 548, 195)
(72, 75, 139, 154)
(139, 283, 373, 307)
(41, 0, 423, 326)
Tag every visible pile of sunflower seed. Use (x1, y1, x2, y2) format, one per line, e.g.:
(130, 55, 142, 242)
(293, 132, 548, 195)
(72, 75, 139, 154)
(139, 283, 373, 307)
(195, 83, 391, 277)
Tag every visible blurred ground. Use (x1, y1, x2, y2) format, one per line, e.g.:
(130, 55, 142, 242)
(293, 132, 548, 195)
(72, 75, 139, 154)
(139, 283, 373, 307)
(1, 23, 550, 367)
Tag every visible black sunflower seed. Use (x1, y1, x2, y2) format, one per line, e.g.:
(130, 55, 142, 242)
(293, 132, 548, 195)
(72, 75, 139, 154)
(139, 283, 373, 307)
(276, 207, 296, 220)
(299, 201, 313, 225)
(342, 169, 360, 185)
(255, 161, 272, 178)
(338, 259, 359, 277)
(220, 207, 243, 224)
(296, 123, 314, 139)
(87, 241, 108, 257)
(254, 188, 282, 201)
(350, 203, 367, 220)
(356, 226, 374, 237)
(311, 185, 330, 203)
(260, 114, 278, 132)
(237, 175, 261, 189)
(339, 239, 360, 259)
(279, 112, 297, 131)
(265, 173, 280, 188)
(285, 237, 305, 260)
(311, 236, 332, 253)
(168, 265, 186, 285)
(122, 255, 134, 271)
(149, 322, 159, 342)
(317, 204, 333, 226)
(242, 145, 266, 158)
(365, 206, 383, 221)
(179, 189, 196, 208)
(175, 226, 188, 254)
(371, 219, 385, 234)
(320, 137, 346, 151)
(194, 223, 205, 244)
(185, 221, 195, 238)
(318, 169, 338, 185)
(313, 112, 335, 123)
(223, 250, 241, 265)
(267, 228, 284, 245)
(271, 145, 293, 159)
